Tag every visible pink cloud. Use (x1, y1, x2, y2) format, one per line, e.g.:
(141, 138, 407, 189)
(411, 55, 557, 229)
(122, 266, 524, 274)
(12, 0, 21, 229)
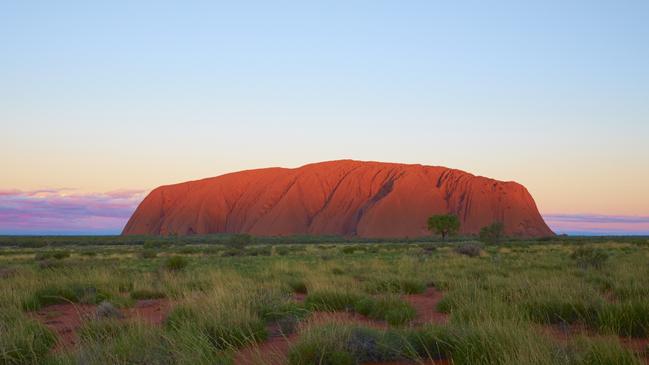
(543, 214, 649, 235)
(0, 189, 147, 234)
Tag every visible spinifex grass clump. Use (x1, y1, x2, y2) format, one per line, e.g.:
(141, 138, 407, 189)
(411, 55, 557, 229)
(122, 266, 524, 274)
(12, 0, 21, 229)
(525, 299, 602, 325)
(163, 255, 188, 271)
(288, 324, 414, 364)
(568, 336, 642, 365)
(596, 301, 649, 338)
(76, 320, 186, 365)
(354, 296, 416, 325)
(571, 246, 609, 269)
(165, 287, 269, 352)
(23, 283, 110, 310)
(365, 278, 426, 295)
(0, 309, 56, 364)
(305, 290, 361, 312)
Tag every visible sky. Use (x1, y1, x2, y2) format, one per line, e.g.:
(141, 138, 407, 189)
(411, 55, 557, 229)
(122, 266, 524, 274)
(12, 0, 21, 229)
(1, 1, 648, 235)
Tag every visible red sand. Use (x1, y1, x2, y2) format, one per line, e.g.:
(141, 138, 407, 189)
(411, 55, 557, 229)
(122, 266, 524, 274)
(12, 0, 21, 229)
(404, 287, 449, 325)
(235, 289, 450, 365)
(123, 160, 553, 238)
(31, 299, 172, 351)
(542, 323, 649, 364)
(31, 303, 96, 351)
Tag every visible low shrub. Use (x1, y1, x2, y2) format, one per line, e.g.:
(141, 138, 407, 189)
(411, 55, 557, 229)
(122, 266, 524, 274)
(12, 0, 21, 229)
(0, 267, 18, 279)
(479, 222, 504, 244)
(454, 244, 482, 257)
(571, 247, 608, 269)
(138, 249, 157, 259)
(275, 247, 290, 256)
(95, 301, 124, 319)
(245, 246, 272, 256)
(221, 249, 244, 257)
(287, 278, 308, 294)
(163, 256, 188, 271)
(34, 250, 70, 261)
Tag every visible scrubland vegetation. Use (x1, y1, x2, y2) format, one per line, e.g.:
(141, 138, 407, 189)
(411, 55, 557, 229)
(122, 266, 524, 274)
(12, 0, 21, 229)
(0, 235, 648, 364)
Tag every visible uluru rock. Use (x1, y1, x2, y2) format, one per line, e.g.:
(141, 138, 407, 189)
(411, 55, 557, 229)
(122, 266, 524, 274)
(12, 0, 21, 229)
(123, 160, 553, 238)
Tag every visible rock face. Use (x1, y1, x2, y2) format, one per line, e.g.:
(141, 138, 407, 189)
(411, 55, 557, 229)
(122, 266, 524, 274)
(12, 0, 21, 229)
(123, 160, 553, 238)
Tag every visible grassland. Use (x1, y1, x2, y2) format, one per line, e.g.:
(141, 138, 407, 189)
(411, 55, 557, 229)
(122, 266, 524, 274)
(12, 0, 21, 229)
(0, 235, 648, 364)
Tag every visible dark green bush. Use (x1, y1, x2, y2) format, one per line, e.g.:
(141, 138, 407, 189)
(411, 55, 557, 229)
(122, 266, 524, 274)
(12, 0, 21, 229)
(479, 222, 505, 244)
(275, 246, 290, 256)
(163, 256, 189, 271)
(288, 278, 308, 294)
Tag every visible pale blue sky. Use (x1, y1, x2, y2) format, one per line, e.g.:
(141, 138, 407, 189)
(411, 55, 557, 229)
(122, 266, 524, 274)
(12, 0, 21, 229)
(1, 1, 648, 234)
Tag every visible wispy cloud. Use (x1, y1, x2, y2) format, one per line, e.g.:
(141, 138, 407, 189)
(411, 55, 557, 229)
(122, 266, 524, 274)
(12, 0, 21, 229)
(0, 189, 146, 235)
(543, 214, 649, 236)
(1, 190, 647, 236)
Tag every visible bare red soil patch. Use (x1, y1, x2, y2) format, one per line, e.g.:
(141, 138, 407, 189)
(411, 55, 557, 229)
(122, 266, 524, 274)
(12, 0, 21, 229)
(234, 321, 297, 365)
(404, 287, 448, 325)
(125, 298, 172, 326)
(292, 293, 306, 303)
(542, 323, 649, 364)
(31, 303, 96, 351)
(30, 299, 172, 351)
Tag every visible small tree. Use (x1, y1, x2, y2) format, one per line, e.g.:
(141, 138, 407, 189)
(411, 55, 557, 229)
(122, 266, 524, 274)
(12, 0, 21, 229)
(427, 214, 460, 240)
(479, 222, 505, 244)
